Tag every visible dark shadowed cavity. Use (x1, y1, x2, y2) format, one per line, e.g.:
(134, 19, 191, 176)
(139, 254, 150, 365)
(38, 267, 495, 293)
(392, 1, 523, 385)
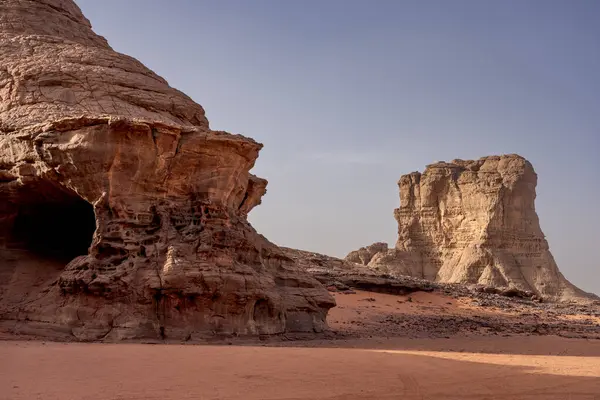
(10, 182, 96, 263)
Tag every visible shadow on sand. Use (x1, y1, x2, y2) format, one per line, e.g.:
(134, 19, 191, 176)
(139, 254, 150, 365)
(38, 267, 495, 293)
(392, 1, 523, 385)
(2, 340, 600, 400)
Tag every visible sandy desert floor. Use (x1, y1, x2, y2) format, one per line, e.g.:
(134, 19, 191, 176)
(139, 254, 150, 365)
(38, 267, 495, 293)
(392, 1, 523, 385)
(2, 291, 599, 400)
(2, 337, 600, 400)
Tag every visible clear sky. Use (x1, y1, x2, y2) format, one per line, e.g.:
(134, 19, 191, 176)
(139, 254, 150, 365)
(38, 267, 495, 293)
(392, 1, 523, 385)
(76, 0, 600, 294)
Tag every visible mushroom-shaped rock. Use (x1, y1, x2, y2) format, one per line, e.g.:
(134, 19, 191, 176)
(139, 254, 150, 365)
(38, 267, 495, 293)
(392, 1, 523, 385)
(0, 0, 334, 340)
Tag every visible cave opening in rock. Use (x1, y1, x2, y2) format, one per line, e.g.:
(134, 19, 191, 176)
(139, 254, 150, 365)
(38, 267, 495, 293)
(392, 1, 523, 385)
(10, 182, 96, 263)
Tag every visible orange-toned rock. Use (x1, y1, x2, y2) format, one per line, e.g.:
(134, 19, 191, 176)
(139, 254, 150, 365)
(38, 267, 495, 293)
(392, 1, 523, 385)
(0, 0, 334, 341)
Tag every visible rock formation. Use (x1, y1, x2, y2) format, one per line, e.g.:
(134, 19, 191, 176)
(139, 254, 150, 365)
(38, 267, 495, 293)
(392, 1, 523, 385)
(346, 155, 592, 302)
(345, 242, 389, 266)
(0, 0, 334, 340)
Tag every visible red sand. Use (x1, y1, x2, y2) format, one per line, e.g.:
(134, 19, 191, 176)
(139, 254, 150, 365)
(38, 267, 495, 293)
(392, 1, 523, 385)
(2, 336, 600, 400)
(2, 291, 600, 399)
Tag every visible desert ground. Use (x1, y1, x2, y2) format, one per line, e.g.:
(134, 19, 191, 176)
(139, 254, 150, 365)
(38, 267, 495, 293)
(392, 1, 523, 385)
(2, 291, 599, 400)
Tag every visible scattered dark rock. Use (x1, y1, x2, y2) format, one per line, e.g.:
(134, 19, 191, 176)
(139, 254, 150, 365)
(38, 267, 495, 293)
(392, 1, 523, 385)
(359, 298, 376, 302)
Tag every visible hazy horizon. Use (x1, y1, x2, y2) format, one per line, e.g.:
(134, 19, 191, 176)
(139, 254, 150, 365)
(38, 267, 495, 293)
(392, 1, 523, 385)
(76, 0, 600, 294)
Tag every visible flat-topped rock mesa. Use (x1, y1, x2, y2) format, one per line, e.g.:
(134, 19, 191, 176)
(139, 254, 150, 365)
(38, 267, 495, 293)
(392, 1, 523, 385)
(346, 155, 594, 302)
(0, 0, 334, 341)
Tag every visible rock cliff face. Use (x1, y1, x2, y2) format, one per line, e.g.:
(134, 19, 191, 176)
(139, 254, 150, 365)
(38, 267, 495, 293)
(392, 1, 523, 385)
(0, 0, 334, 340)
(346, 155, 591, 302)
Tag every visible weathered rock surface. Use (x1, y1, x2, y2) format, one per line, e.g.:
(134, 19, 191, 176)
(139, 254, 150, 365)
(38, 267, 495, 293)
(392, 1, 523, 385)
(0, 0, 334, 341)
(345, 242, 389, 265)
(346, 155, 595, 302)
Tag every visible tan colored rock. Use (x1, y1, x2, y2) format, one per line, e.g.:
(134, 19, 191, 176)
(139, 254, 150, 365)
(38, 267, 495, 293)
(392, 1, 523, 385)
(352, 155, 593, 302)
(0, 0, 208, 132)
(0, 0, 334, 341)
(345, 242, 389, 265)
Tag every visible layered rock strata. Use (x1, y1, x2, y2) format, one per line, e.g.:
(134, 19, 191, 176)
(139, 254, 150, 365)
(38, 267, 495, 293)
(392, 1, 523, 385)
(346, 155, 591, 302)
(0, 0, 334, 340)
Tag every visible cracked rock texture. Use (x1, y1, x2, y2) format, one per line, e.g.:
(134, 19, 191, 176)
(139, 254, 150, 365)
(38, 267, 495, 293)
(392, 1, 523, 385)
(346, 155, 593, 302)
(0, 0, 334, 341)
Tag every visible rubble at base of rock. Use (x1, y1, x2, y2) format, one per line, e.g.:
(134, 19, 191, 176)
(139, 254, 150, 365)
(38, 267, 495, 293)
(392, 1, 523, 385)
(283, 247, 600, 340)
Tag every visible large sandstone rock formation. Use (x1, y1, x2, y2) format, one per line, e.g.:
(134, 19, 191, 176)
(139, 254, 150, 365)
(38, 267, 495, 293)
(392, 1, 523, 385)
(0, 0, 334, 340)
(346, 155, 591, 302)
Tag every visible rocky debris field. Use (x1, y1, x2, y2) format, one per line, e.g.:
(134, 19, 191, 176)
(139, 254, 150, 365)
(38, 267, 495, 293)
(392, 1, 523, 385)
(283, 247, 600, 341)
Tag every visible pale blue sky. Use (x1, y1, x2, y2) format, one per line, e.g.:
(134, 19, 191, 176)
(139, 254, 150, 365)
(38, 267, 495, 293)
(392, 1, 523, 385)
(76, 0, 599, 294)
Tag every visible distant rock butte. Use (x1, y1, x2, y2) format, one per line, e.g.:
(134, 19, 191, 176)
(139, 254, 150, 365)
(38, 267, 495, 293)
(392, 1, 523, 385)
(0, 0, 333, 341)
(345, 155, 593, 302)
